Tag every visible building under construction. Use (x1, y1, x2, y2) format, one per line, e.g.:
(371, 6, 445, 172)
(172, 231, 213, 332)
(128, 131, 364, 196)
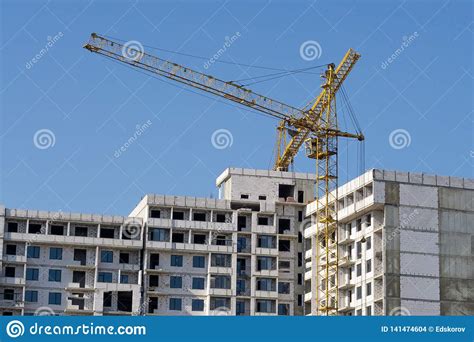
(0, 168, 472, 316)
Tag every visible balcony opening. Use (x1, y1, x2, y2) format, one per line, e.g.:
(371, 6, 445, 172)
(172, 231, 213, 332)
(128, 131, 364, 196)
(28, 223, 42, 234)
(103, 292, 112, 307)
(100, 228, 115, 239)
(5, 245, 16, 255)
(279, 240, 291, 252)
(237, 216, 247, 231)
(7, 222, 18, 233)
(215, 213, 226, 223)
(278, 219, 291, 234)
(50, 225, 64, 236)
(149, 275, 159, 287)
(257, 216, 269, 226)
(72, 271, 86, 287)
(148, 297, 158, 313)
(117, 292, 133, 312)
(119, 252, 130, 264)
(150, 209, 161, 218)
(172, 232, 185, 243)
(149, 254, 160, 269)
(278, 184, 294, 201)
(172, 211, 184, 220)
(298, 190, 304, 203)
(193, 234, 206, 244)
(73, 249, 87, 266)
(193, 212, 206, 222)
(75, 226, 88, 237)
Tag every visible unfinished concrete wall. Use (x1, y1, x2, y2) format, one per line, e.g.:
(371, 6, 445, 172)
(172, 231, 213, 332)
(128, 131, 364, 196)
(438, 188, 474, 315)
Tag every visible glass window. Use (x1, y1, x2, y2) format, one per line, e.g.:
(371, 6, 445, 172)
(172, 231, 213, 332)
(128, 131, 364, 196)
(257, 257, 275, 271)
(366, 282, 372, 296)
(366, 259, 372, 273)
(192, 299, 204, 311)
(25, 290, 38, 302)
(256, 300, 275, 313)
(120, 275, 129, 284)
(48, 269, 61, 282)
(211, 275, 231, 289)
(170, 276, 182, 288)
(48, 292, 61, 305)
(98, 272, 113, 283)
(150, 228, 169, 241)
(211, 254, 231, 267)
(192, 277, 205, 290)
(366, 236, 372, 250)
(193, 256, 205, 268)
(26, 268, 39, 281)
(27, 246, 40, 259)
(101, 250, 113, 263)
(169, 298, 182, 311)
(278, 303, 289, 315)
(257, 235, 275, 248)
(257, 278, 276, 291)
(49, 247, 62, 260)
(356, 286, 362, 299)
(278, 282, 290, 294)
(356, 263, 362, 277)
(171, 255, 183, 267)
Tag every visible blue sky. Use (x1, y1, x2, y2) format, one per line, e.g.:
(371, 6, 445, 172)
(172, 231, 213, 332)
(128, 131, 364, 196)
(0, 0, 472, 215)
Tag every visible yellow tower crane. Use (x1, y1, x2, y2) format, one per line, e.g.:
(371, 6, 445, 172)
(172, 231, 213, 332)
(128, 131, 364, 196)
(84, 33, 364, 315)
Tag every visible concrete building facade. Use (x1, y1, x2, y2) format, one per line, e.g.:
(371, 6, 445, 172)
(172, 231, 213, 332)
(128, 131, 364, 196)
(0, 168, 472, 316)
(304, 169, 474, 316)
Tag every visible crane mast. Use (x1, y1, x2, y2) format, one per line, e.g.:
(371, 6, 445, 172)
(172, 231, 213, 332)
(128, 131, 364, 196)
(84, 33, 364, 315)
